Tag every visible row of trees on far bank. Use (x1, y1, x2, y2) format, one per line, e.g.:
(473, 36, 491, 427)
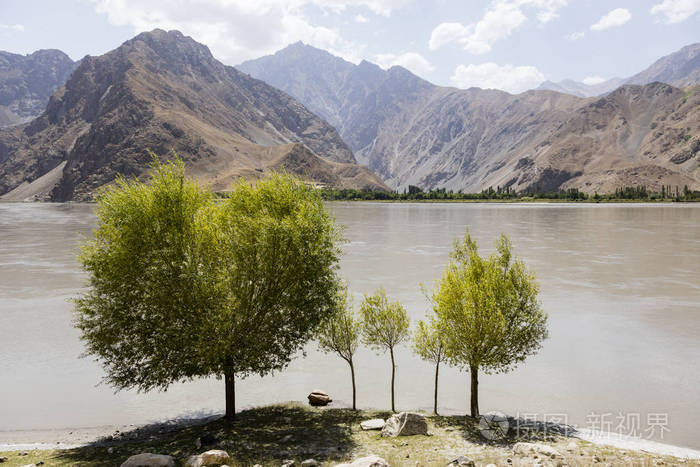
(75, 157, 548, 419)
(318, 233, 548, 417)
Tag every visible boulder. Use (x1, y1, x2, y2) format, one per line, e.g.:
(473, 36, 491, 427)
(308, 390, 332, 406)
(513, 442, 562, 458)
(449, 456, 475, 466)
(185, 450, 230, 467)
(381, 412, 428, 437)
(335, 455, 390, 467)
(360, 419, 385, 431)
(120, 453, 175, 467)
(478, 411, 510, 440)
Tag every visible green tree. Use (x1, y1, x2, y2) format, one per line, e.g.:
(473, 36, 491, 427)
(317, 285, 361, 410)
(75, 157, 343, 418)
(432, 230, 548, 418)
(360, 288, 410, 412)
(412, 318, 444, 415)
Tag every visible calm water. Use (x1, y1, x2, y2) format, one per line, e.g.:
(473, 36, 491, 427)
(0, 202, 699, 449)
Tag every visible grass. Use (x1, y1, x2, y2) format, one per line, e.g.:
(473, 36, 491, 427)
(0, 403, 692, 466)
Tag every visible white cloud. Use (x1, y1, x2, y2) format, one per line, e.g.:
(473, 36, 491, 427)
(650, 0, 700, 23)
(355, 14, 370, 23)
(0, 24, 25, 32)
(565, 31, 584, 40)
(590, 8, 632, 31)
(90, 0, 410, 64)
(450, 62, 546, 94)
(428, 0, 567, 54)
(582, 75, 606, 85)
(374, 52, 435, 76)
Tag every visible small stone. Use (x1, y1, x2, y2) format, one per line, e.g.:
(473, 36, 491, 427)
(281, 460, 295, 467)
(513, 442, 561, 458)
(334, 455, 390, 467)
(281, 434, 294, 443)
(308, 390, 332, 406)
(120, 453, 175, 467)
(0, 457, 7, 463)
(566, 442, 578, 452)
(360, 419, 385, 431)
(593, 455, 602, 462)
(108, 447, 114, 454)
(301, 459, 318, 467)
(19, 452, 28, 456)
(449, 456, 475, 467)
(186, 450, 231, 467)
(485, 464, 497, 467)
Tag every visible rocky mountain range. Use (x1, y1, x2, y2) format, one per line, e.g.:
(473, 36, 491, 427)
(537, 43, 700, 98)
(0, 49, 77, 128)
(0, 30, 387, 201)
(238, 42, 699, 193)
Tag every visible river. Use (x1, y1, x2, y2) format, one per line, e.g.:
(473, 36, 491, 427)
(0, 202, 698, 449)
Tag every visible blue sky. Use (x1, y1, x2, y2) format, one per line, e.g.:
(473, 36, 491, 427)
(1, 0, 699, 93)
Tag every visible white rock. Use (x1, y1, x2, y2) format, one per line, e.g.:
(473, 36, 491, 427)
(513, 442, 562, 458)
(381, 412, 428, 437)
(566, 441, 578, 451)
(360, 419, 386, 431)
(186, 450, 230, 467)
(120, 453, 175, 467)
(335, 455, 390, 467)
(301, 460, 318, 466)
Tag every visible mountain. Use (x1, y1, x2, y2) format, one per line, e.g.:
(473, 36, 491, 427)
(239, 42, 699, 193)
(0, 30, 387, 201)
(536, 43, 700, 98)
(0, 49, 77, 128)
(536, 78, 624, 98)
(626, 43, 700, 88)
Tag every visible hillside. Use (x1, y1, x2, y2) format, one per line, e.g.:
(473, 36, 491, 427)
(239, 43, 700, 193)
(0, 30, 387, 201)
(0, 49, 77, 128)
(536, 78, 624, 98)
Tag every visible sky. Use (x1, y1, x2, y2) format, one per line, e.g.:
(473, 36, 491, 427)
(1, 0, 699, 93)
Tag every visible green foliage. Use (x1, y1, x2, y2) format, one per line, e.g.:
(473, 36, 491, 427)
(431, 230, 548, 416)
(412, 319, 443, 365)
(317, 284, 360, 363)
(360, 288, 410, 352)
(75, 156, 343, 406)
(433, 231, 548, 374)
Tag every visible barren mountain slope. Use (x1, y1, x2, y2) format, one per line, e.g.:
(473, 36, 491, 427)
(0, 49, 77, 128)
(0, 30, 386, 201)
(240, 43, 700, 193)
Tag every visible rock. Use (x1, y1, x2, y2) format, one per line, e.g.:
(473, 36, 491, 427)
(308, 390, 332, 406)
(566, 441, 578, 452)
(485, 465, 497, 467)
(186, 450, 231, 467)
(360, 419, 386, 431)
(280, 434, 294, 442)
(301, 460, 318, 466)
(0, 457, 7, 463)
(381, 412, 428, 437)
(449, 456, 475, 466)
(513, 442, 562, 458)
(108, 447, 115, 454)
(120, 453, 175, 467)
(478, 411, 510, 440)
(281, 460, 294, 467)
(335, 455, 390, 467)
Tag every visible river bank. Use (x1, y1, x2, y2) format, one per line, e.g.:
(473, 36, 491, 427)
(1, 404, 699, 466)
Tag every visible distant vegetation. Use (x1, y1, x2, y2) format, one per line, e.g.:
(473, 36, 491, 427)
(319, 185, 700, 202)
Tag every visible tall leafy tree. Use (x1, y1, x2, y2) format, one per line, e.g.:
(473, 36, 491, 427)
(317, 285, 361, 410)
(360, 288, 410, 412)
(412, 318, 444, 415)
(75, 157, 343, 418)
(432, 230, 548, 418)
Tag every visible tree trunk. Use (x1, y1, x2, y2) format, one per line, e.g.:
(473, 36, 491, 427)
(349, 359, 357, 411)
(469, 366, 479, 418)
(225, 371, 236, 419)
(390, 346, 396, 412)
(433, 354, 440, 415)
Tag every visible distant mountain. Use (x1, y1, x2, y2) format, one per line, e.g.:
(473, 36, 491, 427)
(626, 43, 700, 88)
(239, 43, 699, 193)
(0, 30, 387, 201)
(536, 43, 700, 97)
(0, 49, 77, 128)
(536, 78, 625, 98)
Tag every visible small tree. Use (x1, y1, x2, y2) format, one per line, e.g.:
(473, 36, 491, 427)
(432, 230, 548, 418)
(360, 288, 410, 412)
(317, 285, 361, 410)
(412, 318, 444, 415)
(75, 157, 343, 418)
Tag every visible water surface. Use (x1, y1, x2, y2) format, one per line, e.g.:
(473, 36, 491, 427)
(0, 202, 698, 449)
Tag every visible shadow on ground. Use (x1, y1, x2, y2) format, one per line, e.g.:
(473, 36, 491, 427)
(56, 403, 362, 466)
